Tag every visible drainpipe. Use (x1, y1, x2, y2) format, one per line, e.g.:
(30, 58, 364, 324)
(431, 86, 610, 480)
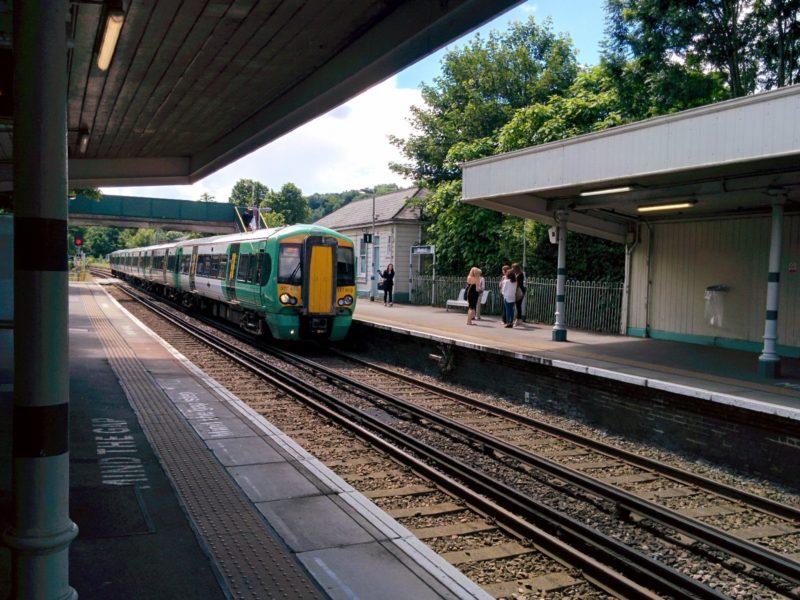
(758, 198, 785, 378)
(552, 209, 568, 342)
(7, 2, 78, 599)
(644, 222, 654, 338)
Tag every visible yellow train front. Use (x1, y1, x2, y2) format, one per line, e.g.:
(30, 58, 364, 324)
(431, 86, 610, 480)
(110, 224, 357, 342)
(256, 225, 357, 341)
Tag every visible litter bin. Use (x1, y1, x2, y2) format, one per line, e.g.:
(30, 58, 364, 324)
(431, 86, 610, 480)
(704, 285, 729, 327)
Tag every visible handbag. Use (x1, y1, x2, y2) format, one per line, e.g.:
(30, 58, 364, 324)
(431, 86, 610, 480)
(378, 279, 385, 291)
(515, 286, 524, 302)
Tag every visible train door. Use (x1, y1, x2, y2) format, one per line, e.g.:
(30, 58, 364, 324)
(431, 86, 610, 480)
(189, 246, 198, 292)
(303, 236, 337, 315)
(226, 243, 239, 303)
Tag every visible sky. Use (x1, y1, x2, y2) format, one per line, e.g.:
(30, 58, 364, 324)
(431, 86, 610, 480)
(102, 0, 606, 203)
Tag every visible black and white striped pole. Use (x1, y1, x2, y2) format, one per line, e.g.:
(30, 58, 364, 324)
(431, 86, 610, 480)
(6, 2, 78, 598)
(552, 209, 568, 342)
(758, 197, 785, 379)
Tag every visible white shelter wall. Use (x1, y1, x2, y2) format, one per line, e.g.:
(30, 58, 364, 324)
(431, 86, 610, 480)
(630, 215, 799, 349)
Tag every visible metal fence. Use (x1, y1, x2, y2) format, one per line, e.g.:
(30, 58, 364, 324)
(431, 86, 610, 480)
(411, 275, 623, 333)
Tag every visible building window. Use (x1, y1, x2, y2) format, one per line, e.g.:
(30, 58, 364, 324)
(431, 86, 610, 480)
(359, 239, 367, 276)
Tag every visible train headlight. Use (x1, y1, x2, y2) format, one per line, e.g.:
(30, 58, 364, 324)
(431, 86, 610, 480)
(279, 293, 298, 305)
(337, 295, 353, 306)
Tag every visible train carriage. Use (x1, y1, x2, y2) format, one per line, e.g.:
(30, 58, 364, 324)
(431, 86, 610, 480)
(110, 224, 356, 342)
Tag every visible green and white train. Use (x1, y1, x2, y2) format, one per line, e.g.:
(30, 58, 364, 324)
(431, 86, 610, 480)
(110, 224, 356, 341)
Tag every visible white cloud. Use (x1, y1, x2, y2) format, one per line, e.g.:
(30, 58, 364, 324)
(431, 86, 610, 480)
(101, 76, 423, 202)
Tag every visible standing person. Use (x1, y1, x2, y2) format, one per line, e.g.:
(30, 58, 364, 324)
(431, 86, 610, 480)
(465, 267, 482, 326)
(501, 268, 517, 328)
(475, 271, 487, 320)
(380, 264, 395, 306)
(498, 265, 510, 324)
(512, 263, 526, 326)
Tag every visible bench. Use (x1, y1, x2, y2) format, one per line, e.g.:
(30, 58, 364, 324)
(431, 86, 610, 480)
(445, 289, 490, 312)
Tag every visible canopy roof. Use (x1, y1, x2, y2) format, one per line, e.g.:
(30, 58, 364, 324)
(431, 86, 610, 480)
(0, 0, 519, 191)
(462, 85, 800, 242)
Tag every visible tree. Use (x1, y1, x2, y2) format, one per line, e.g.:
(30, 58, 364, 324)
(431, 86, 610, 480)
(390, 17, 579, 185)
(601, 0, 799, 106)
(198, 192, 215, 202)
(754, 0, 800, 88)
(83, 226, 120, 258)
(263, 183, 309, 225)
(228, 179, 269, 206)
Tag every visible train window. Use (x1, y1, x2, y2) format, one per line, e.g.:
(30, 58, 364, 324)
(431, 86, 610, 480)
(278, 245, 302, 284)
(167, 255, 177, 271)
(180, 255, 191, 274)
(209, 256, 219, 278)
(337, 247, 355, 286)
(237, 254, 251, 282)
(218, 255, 228, 279)
(196, 255, 209, 276)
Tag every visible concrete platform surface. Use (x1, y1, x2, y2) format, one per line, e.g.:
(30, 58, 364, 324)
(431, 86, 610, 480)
(353, 300, 800, 420)
(1, 284, 491, 600)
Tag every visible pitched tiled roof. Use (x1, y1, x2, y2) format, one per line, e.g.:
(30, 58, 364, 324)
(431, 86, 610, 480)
(313, 187, 426, 229)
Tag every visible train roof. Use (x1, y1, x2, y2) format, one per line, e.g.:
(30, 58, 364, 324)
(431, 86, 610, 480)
(110, 224, 352, 256)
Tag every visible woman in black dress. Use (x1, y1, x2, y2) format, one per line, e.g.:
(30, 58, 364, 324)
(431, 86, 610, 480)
(512, 263, 525, 325)
(380, 264, 395, 306)
(465, 266, 482, 325)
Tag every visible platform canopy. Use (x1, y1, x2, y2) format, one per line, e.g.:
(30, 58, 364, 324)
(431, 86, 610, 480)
(461, 84, 800, 243)
(0, 0, 520, 191)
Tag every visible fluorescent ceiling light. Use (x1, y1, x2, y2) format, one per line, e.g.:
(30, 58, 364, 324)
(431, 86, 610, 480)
(579, 186, 633, 197)
(97, 7, 125, 71)
(78, 130, 90, 154)
(637, 201, 697, 213)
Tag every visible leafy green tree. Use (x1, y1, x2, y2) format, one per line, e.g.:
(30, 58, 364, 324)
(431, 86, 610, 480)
(263, 183, 309, 225)
(754, 0, 800, 88)
(498, 67, 624, 151)
(83, 226, 120, 258)
(228, 179, 269, 206)
(390, 17, 579, 185)
(600, 0, 800, 109)
(199, 192, 215, 202)
(119, 228, 157, 248)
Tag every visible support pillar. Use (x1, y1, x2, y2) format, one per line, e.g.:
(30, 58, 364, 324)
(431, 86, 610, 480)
(5, 2, 78, 599)
(758, 199, 785, 379)
(552, 209, 568, 342)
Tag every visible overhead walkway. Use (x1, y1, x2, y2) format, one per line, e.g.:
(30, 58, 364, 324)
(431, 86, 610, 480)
(68, 194, 260, 234)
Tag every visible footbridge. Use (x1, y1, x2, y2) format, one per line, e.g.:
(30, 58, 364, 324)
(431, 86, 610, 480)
(69, 194, 256, 233)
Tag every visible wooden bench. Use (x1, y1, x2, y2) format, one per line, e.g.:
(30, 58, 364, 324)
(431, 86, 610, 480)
(445, 289, 490, 312)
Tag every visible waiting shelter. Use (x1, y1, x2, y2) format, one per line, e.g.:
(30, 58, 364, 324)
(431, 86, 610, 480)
(461, 85, 800, 378)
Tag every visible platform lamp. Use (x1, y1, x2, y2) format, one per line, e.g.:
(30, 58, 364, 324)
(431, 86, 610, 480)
(97, 1, 125, 71)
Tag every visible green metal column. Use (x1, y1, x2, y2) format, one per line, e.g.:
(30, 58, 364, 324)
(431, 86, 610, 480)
(758, 198, 785, 379)
(5, 2, 78, 598)
(552, 209, 568, 342)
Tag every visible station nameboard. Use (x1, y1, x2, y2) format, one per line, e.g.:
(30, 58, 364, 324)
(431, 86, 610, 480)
(411, 245, 435, 255)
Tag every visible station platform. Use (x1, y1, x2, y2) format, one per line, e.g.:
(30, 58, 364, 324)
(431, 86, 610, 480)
(352, 300, 800, 422)
(0, 284, 490, 600)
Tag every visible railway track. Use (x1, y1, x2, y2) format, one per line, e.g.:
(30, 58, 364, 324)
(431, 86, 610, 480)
(104, 278, 800, 599)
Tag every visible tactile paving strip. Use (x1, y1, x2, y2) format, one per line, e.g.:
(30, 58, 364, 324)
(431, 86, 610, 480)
(82, 287, 324, 600)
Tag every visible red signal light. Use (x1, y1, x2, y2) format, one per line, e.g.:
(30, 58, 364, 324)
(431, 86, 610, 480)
(75, 238, 83, 246)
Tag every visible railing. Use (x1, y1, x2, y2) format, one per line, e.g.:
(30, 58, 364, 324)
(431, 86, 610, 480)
(411, 275, 623, 333)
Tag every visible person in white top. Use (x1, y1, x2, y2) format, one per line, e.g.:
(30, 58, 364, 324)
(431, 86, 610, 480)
(500, 269, 517, 328)
(498, 265, 510, 325)
(475, 274, 487, 320)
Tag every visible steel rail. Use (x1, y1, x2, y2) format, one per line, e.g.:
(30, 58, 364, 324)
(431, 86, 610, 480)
(117, 285, 727, 600)
(332, 351, 800, 523)
(265, 346, 800, 586)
